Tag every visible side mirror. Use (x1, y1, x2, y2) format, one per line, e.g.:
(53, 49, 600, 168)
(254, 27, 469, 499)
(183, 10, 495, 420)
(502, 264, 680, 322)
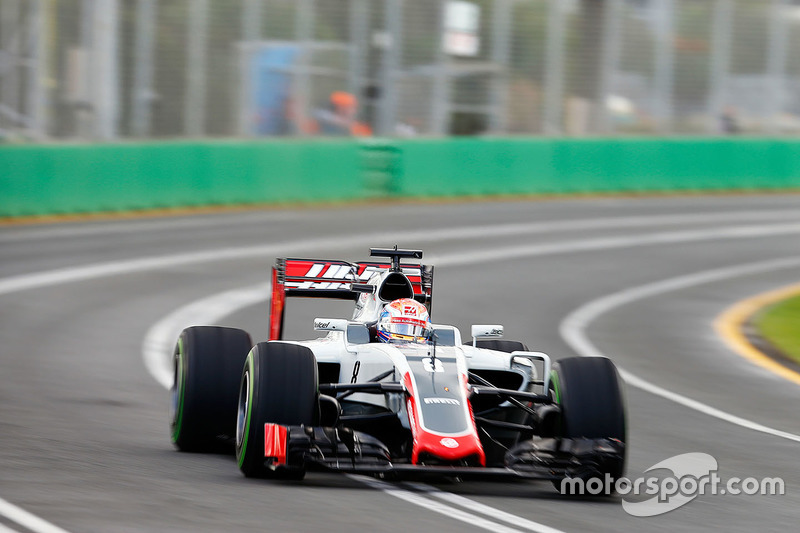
(430, 325, 460, 346)
(345, 323, 371, 345)
(314, 318, 370, 345)
(470, 324, 503, 346)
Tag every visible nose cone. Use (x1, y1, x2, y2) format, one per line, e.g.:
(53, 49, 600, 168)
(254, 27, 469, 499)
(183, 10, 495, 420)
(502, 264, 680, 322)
(411, 432, 486, 466)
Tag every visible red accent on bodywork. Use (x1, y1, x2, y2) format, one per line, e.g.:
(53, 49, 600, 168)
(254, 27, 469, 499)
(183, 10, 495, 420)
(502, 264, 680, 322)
(269, 266, 285, 340)
(264, 423, 288, 465)
(404, 373, 486, 466)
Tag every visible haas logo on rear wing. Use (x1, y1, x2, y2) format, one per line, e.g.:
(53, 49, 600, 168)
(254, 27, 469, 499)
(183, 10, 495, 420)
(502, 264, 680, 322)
(283, 261, 423, 292)
(268, 258, 434, 340)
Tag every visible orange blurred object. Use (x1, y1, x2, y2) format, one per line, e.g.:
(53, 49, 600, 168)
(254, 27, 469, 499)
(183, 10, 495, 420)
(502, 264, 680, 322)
(350, 122, 372, 136)
(330, 91, 357, 109)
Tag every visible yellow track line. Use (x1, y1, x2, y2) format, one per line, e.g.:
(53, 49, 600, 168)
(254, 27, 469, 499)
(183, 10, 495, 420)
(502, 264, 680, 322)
(714, 283, 800, 386)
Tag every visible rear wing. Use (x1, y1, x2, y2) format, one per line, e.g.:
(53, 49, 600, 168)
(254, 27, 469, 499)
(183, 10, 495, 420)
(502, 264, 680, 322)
(269, 257, 434, 340)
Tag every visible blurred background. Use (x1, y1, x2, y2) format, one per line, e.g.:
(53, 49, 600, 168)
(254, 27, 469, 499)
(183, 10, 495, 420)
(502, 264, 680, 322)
(3, 0, 800, 142)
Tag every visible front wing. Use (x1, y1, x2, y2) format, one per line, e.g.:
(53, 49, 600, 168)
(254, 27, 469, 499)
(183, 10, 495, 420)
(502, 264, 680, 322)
(264, 423, 625, 481)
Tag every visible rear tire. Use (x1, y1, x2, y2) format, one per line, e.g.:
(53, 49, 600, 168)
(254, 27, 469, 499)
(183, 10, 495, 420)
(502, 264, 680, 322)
(236, 342, 318, 479)
(170, 326, 253, 452)
(550, 356, 626, 492)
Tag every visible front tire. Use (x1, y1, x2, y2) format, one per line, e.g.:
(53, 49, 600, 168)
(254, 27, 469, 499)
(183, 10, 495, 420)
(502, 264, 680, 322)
(550, 356, 626, 491)
(170, 326, 253, 452)
(236, 342, 318, 478)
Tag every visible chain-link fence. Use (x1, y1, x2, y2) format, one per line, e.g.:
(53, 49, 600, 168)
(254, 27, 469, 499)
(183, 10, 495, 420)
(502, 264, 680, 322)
(2, 0, 800, 141)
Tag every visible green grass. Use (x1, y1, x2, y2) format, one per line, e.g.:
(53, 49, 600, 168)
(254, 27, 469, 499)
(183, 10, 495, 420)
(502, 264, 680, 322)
(753, 294, 800, 365)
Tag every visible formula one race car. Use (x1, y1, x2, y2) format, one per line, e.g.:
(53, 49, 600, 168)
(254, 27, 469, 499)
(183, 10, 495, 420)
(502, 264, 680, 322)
(170, 247, 626, 490)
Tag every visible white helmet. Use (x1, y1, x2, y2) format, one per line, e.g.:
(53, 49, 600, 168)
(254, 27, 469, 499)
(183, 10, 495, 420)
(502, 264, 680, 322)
(377, 298, 431, 344)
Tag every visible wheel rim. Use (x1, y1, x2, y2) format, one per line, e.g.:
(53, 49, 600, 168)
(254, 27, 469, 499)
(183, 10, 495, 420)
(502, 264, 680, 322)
(236, 369, 250, 449)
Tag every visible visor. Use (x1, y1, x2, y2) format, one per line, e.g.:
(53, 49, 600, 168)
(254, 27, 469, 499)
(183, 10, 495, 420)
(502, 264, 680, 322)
(388, 322, 428, 338)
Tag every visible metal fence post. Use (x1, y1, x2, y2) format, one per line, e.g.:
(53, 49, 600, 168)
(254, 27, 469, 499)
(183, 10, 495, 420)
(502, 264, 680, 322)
(379, 0, 402, 136)
(598, 0, 622, 134)
(653, 0, 674, 134)
(92, 0, 121, 140)
(26, 0, 49, 139)
(489, 0, 512, 134)
(431, 0, 448, 136)
(294, 0, 314, 137)
(132, 0, 156, 138)
(766, 0, 788, 135)
(349, 0, 368, 102)
(184, 0, 209, 137)
(707, 0, 732, 134)
(543, 0, 565, 135)
(243, 0, 262, 42)
(75, 0, 94, 139)
(1, 0, 21, 133)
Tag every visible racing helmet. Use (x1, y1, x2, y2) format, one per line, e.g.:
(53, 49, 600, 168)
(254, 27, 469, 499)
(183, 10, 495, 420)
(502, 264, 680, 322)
(377, 298, 431, 344)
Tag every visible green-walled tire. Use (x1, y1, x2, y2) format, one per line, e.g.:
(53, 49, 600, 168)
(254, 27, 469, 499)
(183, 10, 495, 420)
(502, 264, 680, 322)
(236, 342, 318, 479)
(170, 326, 253, 452)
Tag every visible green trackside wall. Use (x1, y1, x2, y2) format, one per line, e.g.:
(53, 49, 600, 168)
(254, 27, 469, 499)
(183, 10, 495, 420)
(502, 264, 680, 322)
(0, 140, 363, 217)
(392, 138, 800, 197)
(2, 138, 800, 217)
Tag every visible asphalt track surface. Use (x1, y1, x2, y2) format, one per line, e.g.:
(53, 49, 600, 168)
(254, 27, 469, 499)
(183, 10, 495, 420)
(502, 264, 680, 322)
(2, 195, 800, 532)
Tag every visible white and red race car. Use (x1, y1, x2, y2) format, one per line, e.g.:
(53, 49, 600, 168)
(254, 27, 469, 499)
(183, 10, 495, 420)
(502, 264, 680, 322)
(170, 247, 626, 489)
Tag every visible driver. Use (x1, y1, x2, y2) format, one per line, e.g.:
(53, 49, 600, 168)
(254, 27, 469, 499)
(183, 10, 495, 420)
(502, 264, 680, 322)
(376, 298, 431, 344)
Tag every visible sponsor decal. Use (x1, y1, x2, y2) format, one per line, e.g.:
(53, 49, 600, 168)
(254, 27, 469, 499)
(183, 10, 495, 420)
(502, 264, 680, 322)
(284, 261, 423, 291)
(440, 438, 459, 449)
(314, 320, 331, 329)
(403, 304, 418, 316)
(423, 397, 460, 405)
(286, 280, 351, 291)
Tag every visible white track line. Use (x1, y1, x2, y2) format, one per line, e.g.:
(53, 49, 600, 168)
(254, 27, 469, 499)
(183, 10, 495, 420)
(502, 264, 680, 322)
(0, 498, 71, 533)
(347, 475, 543, 533)
(427, 221, 800, 268)
(559, 256, 800, 443)
(4, 220, 800, 299)
(5, 208, 800, 244)
(404, 482, 565, 533)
